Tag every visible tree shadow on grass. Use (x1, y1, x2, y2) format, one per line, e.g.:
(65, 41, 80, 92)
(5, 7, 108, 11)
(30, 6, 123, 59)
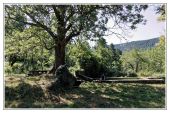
(5, 82, 165, 108)
(5, 82, 45, 108)
(51, 83, 165, 108)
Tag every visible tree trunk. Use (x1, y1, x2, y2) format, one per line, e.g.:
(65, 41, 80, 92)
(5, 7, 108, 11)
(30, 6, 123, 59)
(49, 41, 66, 74)
(135, 61, 139, 73)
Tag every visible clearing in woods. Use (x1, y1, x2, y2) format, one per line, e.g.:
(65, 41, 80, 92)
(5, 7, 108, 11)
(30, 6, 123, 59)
(5, 75, 165, 108)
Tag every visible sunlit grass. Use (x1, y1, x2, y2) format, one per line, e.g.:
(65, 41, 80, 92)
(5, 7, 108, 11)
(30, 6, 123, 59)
(5, 75, 165, 108)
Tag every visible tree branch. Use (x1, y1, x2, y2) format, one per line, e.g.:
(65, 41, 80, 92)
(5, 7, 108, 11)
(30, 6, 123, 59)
(51, 5, 61, 21)
(66, 10, 75, 22)
(65, 22, 73, 32)
(23, 11, 56, 38)
(6, 16, 38, 27)
(65, 31, 81, 43)
(41, 39, 55, 50)
(32, 30, 55, 50)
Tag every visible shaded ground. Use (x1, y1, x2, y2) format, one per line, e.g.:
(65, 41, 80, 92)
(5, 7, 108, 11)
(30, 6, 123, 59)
(5, 75, 165, 108)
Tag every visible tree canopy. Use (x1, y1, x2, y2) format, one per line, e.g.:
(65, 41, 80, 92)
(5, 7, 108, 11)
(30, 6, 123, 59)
(5, 4, 148, 72)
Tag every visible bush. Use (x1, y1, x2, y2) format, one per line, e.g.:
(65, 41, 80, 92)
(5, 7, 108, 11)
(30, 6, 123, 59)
(78, 56, 124, 78)
(137, 71, 154, 77)
(115, 71, 127, 77)
(79, 56, 102, 78)
(12, 63, 23, 74)
(5, 62, 12, 75)
(127, 72, 138, 77)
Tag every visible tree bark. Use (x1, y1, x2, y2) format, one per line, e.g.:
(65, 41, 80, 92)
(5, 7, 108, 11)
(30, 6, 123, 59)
(135, 61, 139, 73)
(49, 40, 66, 74)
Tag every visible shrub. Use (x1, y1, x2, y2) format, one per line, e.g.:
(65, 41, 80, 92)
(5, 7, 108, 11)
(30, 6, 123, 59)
(5, 62, 12, 75)
(12, 63, 23, 74)
(126, 70, 138, 77)
(137, 71, 154, 77)
(79, 56, 101, 78)
(127, 72, 138, 77)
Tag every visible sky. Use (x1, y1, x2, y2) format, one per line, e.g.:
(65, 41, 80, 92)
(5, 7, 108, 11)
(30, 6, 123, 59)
(104, 5, 166, 45)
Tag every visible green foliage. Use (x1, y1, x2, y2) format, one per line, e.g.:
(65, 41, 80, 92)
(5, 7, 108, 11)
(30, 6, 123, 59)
(66, 39, 102, 77)
(121, 36, 165, 77)
(79, 56, 101, 78)
(5, 5, 148, 74)
(156, 5, 166, 21)
(94, 39, 122, 76)
(137, 71, 154, 77)
(121, 49, 141, 73)
(11, 63, 23, 74)
(66, 38, 93, 72)
(66, 38, 123, 78)
(5, 62, 13, 75)
(5, 27, 54, 73)
(5, 5, 148, 41)
(147, 36, 165, 73)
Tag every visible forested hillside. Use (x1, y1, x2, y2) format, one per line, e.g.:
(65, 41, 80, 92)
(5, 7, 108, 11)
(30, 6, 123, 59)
(114, 38, 159, 51)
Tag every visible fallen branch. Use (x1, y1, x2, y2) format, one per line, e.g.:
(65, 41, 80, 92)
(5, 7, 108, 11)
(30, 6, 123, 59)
(75, 73, 93, 82)
(94, 79, 165, 84)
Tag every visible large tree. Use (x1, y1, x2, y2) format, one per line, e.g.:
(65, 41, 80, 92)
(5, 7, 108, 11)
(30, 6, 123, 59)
(5, 4, 148, 73)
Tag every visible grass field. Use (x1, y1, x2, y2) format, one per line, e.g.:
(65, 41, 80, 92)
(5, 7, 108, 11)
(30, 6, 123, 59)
(5, 75, 165, 108)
